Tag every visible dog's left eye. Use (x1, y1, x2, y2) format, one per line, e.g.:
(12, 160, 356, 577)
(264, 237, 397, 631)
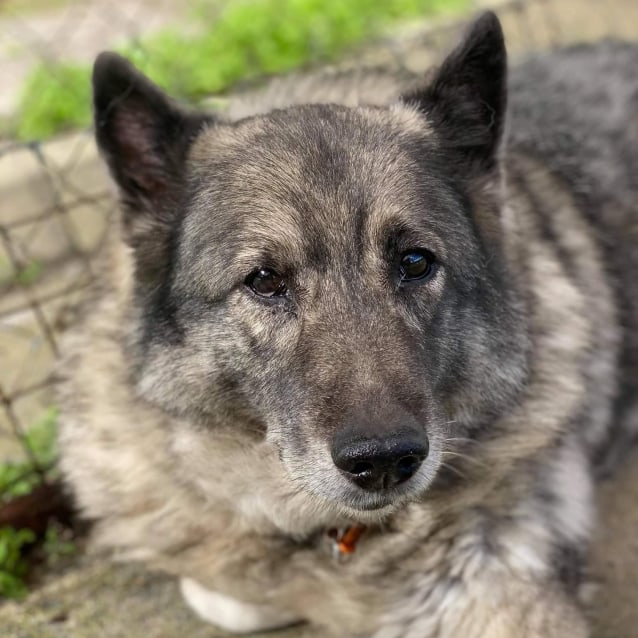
(399, 250, 436, 282)
(245, 268, 288, 298)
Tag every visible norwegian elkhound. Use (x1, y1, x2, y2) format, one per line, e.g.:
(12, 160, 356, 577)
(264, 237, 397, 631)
(58, 11, 638, 637)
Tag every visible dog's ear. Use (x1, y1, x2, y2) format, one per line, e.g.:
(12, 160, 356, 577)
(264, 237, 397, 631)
(402, 12, 506, 173)
(93, 52, 212, 230)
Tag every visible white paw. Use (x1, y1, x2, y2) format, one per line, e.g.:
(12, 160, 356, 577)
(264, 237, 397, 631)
(180, 577, 301, 634)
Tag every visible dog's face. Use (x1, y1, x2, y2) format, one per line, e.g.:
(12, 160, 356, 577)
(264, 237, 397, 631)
(94, 13, 528, 518)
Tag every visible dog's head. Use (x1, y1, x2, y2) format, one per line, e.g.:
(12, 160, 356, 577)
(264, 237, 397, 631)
(93, 12, 528, 519)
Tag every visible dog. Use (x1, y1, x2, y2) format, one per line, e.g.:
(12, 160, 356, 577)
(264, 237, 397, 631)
(57, 11, 638, 637)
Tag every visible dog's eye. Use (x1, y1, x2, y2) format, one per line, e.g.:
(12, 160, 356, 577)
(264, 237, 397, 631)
(399, 250, 436, 282)
(245, 268, 288, 298)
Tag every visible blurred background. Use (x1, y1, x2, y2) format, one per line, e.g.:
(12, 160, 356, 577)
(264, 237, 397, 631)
(0, 0, 637, 634)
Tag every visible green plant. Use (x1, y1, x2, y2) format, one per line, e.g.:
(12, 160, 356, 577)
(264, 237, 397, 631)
(15, 0, 467, 140)
(16, 260, 44, 286)
(0, 406, 59, 501)
(0, 522, 74, 601)
(42, 522, 76, 565)
(0, 408, 61, 599)
(0, 258, 44, 288)
(24, 407, 59, 468)
(0, 527, 36, 599)
(17, 64, 90, 140)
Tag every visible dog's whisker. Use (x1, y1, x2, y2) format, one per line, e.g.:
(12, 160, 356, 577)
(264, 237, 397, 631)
(442, 436, 480, 444)
(440, 450, 487, 470)
(439, 461, 469, 482)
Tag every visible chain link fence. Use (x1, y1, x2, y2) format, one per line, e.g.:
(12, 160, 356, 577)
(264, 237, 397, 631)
(0, 0, 636, 520)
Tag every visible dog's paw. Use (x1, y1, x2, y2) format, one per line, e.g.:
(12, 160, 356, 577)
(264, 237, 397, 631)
(180, 577, 302, 634)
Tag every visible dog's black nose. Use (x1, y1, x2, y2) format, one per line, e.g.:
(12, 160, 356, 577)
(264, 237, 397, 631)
(331, 428, 429, 491)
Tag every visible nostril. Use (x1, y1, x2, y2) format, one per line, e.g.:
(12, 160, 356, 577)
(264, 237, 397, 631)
(395, 455, 423, 483)
(350, 461, 374, 476)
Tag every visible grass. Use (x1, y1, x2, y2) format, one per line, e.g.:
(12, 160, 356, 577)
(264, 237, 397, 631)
(14, 0, 467, 141)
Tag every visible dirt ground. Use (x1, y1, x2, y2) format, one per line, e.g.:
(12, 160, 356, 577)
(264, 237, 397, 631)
(588, 454, 638, 638)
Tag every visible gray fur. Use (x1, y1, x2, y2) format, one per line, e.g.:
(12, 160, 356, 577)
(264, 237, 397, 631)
(58, 13, 637, 637)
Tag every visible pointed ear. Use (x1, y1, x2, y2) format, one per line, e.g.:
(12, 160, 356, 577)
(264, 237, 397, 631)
(93, 52, 213, 229)
(401, 12, 507, 172)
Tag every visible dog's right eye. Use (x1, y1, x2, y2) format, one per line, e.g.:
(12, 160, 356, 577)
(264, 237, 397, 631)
(398, 250, 436, 283)
(245, 268, 288, 298)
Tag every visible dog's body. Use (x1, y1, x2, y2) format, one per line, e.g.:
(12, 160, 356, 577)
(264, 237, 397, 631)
(58, 14, 638, 637)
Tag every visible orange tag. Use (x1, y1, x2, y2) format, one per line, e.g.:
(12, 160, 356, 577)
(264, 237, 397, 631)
(337, 525, 366, 554)
(326, 525, 367, 561)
